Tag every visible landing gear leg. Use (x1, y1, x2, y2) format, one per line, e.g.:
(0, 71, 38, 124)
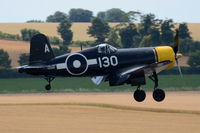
(149, 71, 165, 102)
(44, 77, 55, 91)
(133, 85, 146, 102)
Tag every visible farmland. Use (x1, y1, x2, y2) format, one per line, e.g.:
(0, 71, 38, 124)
(0, 23, 119, 41)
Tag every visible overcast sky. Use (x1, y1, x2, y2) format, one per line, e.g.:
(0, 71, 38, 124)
(0, 0, 199, 22)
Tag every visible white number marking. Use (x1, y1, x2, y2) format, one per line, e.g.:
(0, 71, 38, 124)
(110, 56, 118, 66)
(98, 56, 118, 68)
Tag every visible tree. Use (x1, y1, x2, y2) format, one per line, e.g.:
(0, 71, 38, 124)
(179, 23, 191, 39)
(140, 35, 152, 47)
(46, 11, 68, 22)
(21, 28, 40, 41)
(97, 11, 106, 20)
(26, 20, 43, 23)
(18, 53, 29, 65)
(125, 11, 141, 22)
(188, 50, 200, 67)
(57, 19, 73, 45)
(87, 17, 110, 43)
(107, 28, 121, 48)
(119, 23, 139, 48)
(160, 19, 174, 44)
(149, 27, 161, 46)
(52, 45, 71, 56)
(105, 8, 128, 22)
(0, 49, 11, 69)
(138, 13, 161, 47)
(139, 14, 160, 36)
(69, 8, 93, 22)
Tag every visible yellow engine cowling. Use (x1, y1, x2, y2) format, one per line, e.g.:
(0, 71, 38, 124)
(155, 46, 176, 69)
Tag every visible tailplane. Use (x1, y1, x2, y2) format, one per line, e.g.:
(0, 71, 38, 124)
(29, 34, 54, 65)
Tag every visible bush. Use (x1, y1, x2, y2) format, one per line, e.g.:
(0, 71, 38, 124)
(21, 28, 40, 41)
(160, 67, 200, 75)
(0, 31, 21, 40)
(48, 36, 63, 45)
(71, 40, 97, 47)
(188, 50, 200, 68)
(52, 45, 71, 56)
(0, 69, 32, 78)
(0, 49, 11, 69)
(18, 53, 29, 66)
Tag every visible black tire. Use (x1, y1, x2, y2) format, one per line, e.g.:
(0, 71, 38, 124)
(153, 89, 165, 102)
(45, 84, 51, 91)
(133, 90, 146, 102)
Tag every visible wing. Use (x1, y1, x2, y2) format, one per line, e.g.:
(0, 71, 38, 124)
(108, 60, 172, 86)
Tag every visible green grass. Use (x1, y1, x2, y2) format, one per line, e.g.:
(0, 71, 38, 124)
(0, 75, 199, 93)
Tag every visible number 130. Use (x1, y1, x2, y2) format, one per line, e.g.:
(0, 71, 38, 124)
(98, 56, 118, 68)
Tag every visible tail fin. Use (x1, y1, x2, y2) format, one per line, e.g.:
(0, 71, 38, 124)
(29, 34, 54, 65)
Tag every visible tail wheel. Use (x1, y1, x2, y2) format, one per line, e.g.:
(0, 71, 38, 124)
(44, 77, 55, 91)
(153, 89, 165, 102)
(45, 84, 51, 91)
(133, 90, 146, 102)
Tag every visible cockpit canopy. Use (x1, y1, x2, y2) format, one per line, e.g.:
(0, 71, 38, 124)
(97, 43, 117, 54)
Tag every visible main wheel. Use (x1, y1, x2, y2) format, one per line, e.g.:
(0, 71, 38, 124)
(153, 89, 165, 102)
(45, 84, 51, 91)
(133, 90, 146, 102)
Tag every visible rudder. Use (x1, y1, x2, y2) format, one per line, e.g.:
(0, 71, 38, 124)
(29, 34, 54, 65)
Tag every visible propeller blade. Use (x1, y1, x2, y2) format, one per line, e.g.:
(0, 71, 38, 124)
(173, 29, 179, 55)
(175, 57, 183, 77)
(80, 44, 83, 50)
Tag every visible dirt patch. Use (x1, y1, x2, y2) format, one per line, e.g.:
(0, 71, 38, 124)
(0, 92, 200, 133)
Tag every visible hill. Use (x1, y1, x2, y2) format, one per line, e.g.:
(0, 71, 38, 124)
(0, 23, 200, 41)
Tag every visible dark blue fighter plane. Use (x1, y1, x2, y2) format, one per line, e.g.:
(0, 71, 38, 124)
(18, 30, 182, 102)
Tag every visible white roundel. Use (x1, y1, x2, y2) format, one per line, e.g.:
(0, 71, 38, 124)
(65, 53, 88, 75)
(73, 60, 81, 68)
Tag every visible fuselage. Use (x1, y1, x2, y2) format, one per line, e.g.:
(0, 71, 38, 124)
(21, 45, 176, 77)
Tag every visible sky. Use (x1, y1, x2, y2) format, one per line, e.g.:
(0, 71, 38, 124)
(0, 0, 199, 23)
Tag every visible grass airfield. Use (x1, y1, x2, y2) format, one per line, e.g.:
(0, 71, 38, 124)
(0, 92, 200, 133)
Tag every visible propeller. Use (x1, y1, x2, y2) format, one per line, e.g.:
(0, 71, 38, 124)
(80, 44, 83, 50)
(173, 29, 183, 77)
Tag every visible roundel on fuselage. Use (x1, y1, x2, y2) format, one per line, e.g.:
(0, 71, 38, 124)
(65, 53, 88, 75)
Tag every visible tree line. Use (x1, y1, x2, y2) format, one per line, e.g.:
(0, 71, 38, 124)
(28, 8, 135, 23)
(43, 8, 140, 23)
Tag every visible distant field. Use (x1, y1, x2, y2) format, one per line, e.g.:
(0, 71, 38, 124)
(0, 75, 199, 93)
(0, 23, 200, 41)
(0, 23, 119, 41)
